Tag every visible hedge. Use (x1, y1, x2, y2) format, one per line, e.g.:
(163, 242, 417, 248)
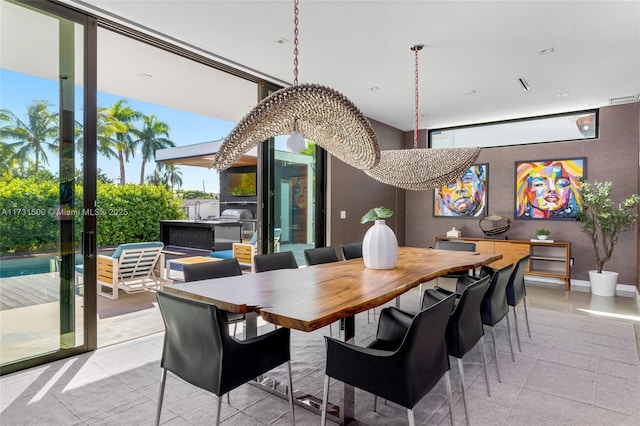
(0, 177, 186, 252)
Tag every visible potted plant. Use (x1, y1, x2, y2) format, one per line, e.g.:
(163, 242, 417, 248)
(576, 180, 640, 296)
(360, 206, 398, 269)
(536, 228, 550, 240)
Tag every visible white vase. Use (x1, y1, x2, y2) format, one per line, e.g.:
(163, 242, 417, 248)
(537, 235, 548, 240)
(588, 270, 618, 297)
(362, 219, 398, 269)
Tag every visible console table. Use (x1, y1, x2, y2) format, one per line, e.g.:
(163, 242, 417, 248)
(435, 236, 571, 289)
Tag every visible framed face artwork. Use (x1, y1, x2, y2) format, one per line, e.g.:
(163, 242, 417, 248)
(434, 164, 488, 217)
(515, 158, 585, 220)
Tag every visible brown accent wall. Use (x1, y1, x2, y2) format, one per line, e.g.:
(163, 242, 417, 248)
(328, 119, 406, 254)
(405, 103, 640, 288)
(327, 104, 639, 289)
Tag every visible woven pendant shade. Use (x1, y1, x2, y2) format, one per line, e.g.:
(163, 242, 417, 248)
(211, 83, 380, 171)
(365, 147, 481, 191)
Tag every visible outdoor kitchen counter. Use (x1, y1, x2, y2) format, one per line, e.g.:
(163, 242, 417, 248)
(159, 220, 242, 252)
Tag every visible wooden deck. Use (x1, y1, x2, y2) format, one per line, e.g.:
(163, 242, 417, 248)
(0, 272, 61, 310)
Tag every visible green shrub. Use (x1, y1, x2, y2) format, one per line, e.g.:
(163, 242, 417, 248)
(0, 177, 60, 252)
(0, 176, 186, 252)
(96, 183, 186, 246)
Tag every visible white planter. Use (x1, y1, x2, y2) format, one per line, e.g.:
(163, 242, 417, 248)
(362, 219, 398, 270)
(536, 235, 548, 240)
(588, 270, 618, 297)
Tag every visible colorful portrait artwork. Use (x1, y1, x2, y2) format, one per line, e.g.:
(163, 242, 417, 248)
(515, 158, 585, 220)
(434, 164, 488, 217)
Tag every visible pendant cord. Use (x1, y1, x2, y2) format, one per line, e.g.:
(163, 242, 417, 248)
(293, 0, 299, 86)
(414, 46, 419, 148)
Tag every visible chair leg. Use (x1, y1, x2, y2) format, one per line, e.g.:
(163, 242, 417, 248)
(226, 392, 230, 404)
(320, 375, 330, 426)
(329, 322, 333, 337)
(490, 327, 501, 383)
(367, 309, 371, 323)
(444, 370, 455, 425)
(480, 335, 491, 397)
(512, 306, 522, 352)
(418, 282, 423, 305)
(233, 322, 238, 337)
(215, 394, 222, 426)
(505, 314, 516, 362)
(287, 361, 296, 425)
(155, 368, 167, 426)
(457, 358, 470, 426)
(373, 395, 377, 412)
(407, 408, 416, 426)
(523, 296, 531, 338)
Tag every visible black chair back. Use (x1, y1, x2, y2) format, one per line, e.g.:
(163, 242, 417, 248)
(183, 258, 242, 282)
(304, 246, 339, 266)
(156, 291, 291, 396)
(340, 242, 363, 260)
(506, 255, 530, 306)
(393, 294, 456, 407)
(479, 264, 513, 326)
(254, 251, 298, 273)
(435, 240, 477, 252)
(444, 274, 491, 358)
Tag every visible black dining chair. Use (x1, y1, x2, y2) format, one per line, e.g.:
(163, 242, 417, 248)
(339, 241, 379, 323)
(182, 258, 245, 338)
(253, 251, 298, 273)
(303, 246, 341, 336)
(506, 255, 532, 352)
(340, 242, 363, 260)
(320, 294, 457, 425)
(155, 291, 295, 426)
(303, 246, 339, 266)
(438, 262, 517, 380)
(424, 275, 491, 425)
(417, 240, 477, 303)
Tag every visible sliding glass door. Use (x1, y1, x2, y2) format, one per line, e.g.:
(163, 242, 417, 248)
(0, 0, 96, 374)
(259, 84, 326, 264)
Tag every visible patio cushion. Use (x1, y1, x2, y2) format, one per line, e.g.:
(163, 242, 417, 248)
(209, 250, 234, 260)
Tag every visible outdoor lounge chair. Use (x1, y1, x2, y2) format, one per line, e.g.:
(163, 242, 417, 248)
(209, 228, 282, 272)
(209, 231, 258, 270)
(76, 241, 170, 300)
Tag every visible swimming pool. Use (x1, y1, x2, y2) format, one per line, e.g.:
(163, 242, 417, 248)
(0, 255, 81, 278)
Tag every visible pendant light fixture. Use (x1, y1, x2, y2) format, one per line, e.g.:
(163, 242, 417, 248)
(212, 0, 380, 171)
(365, 44, 481, 190)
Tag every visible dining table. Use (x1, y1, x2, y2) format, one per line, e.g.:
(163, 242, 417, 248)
(163, 246, 502, 424)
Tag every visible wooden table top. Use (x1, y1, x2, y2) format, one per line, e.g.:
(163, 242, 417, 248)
(163, 246, 501, 332)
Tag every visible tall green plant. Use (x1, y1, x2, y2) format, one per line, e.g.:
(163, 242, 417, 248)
(133, 114, 174, 184)
(576, 180, 639, 273)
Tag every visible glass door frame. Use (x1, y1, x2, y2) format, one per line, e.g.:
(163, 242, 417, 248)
(257, 81, 327, 255)
(0, 0, 97, 375)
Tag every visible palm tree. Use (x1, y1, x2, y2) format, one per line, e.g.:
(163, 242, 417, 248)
(108, 100, 143, 185)
(162, 163, 183, 190)
(0, 100, 59, 173)
(133, 114, 174, 184)
(71, 106, 127, 161)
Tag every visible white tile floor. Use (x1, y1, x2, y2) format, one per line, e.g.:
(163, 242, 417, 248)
(1, 283, 639, 425)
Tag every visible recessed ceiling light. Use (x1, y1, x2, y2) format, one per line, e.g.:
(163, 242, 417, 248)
(464, 89, 476, 95)
(539, 47, 555, 55)
(518, 78, 530, 91)
(557, 92, 570, 97)
(276, 37, 290, 44)
(138, 73, 153, 78)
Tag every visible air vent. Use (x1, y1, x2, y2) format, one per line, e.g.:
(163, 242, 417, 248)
(609, 94, 640, 105)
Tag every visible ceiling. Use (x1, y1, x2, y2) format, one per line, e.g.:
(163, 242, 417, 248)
(52, 1, 640, 132)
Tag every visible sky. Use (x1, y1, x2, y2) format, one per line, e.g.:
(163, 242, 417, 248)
(1, 69, 236, 193)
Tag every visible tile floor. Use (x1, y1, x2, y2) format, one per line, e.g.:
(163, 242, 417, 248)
(1, 281, 639, 425)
